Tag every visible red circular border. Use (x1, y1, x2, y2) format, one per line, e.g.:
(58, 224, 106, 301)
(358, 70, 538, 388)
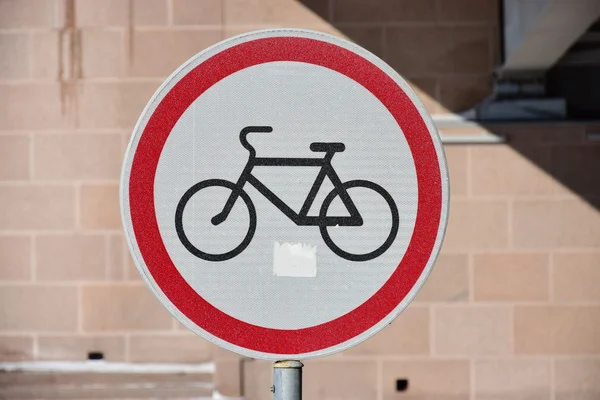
(129, 36, 442, 355)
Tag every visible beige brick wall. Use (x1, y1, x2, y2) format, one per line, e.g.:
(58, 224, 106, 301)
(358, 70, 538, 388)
(1, 0, 599, 399)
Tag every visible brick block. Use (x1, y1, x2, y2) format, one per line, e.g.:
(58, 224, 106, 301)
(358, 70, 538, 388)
(385, 27, 492, 75)
(475, 358, 551, 400)
(107, 234, 126, 280)
(76, 0, 128, 26)
(438, 75, 492, 113)
(82, 285, 172, 331)
(341, 26, 383, 57)
(0, 286, 77, 331)
(299, 0, 329, 20)
(408, 77, 440, 114)
(0, 135, 29, 180)
(0, 0, 59, 28)
(77, 82, 159, 129)
(130, 30, 221, 77)
(172, 0, 221, 25)
(493, 124, 585, 145)
(215, 358, 243, 397)
(0, 336, 34, 361)
(0, 236, 31, 280)
(555, 358, 600, 400)
(434, 306, 511, 355)
(126, 252, 142, 281)
(552, 145, 600, 196)
(471, 145, 554, 196)
(444, 200, 508, 250)
(444, 146, 468, 197)
(0, 185, 75, 230)
(0, 84, 72, 130)
(332, 0, 436, 22)
(134, 0, 167, 25)
(81, 29, 124, 78)
(415, 253, 469, 302)
(31, 32, 60, 80)
(438, 0, 499, 22)
(473, 253, 549, 301)
(243, 360, 272, 400)
(382, 359, 470, 400)
(38, 335, 126, 361)
(225, 0, 331, 26)
(34, 134, 122, 180)
(513, 199, 600, 249)
(80, 184, 120, 230)
(303, 360, 378, 400)
(0, 34, 30, 80)
(128, 334, 212, 363)
(36, 234, 106, 281)
(515, 306, 600, 354)
(343, 306, 429, 355)
(553, 253, 600, 302)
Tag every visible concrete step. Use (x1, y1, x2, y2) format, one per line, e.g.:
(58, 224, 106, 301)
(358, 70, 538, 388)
(0, 371, 214, 399)
(0, 361, 215, 399)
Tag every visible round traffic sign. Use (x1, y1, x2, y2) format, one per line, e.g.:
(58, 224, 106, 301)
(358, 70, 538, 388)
(121, 29, 449, 360)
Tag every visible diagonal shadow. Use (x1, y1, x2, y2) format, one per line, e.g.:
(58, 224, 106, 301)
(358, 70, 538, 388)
(480, 122, 600, 211)
(300, 0, 498, 115)
(300, 0, 600, 214)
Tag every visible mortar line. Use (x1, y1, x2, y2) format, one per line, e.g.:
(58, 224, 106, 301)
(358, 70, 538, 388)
(376, 358, 383, 400)
(167, 0, 174, 25)
(548, 252, 554, 303)
(30, 234, 37, 281)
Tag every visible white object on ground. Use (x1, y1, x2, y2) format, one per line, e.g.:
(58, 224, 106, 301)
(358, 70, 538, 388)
(0, 360, 215, 374)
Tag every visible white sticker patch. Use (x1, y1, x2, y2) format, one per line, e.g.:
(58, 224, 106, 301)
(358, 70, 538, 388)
(273, 242, 317, 277)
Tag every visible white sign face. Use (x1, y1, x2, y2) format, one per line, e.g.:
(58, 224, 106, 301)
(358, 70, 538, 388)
(121, 29, 449, 360)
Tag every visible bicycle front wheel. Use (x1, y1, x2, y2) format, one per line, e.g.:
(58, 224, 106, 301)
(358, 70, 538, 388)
(319, 180, 399, 262)
(175, 179, 256, 262)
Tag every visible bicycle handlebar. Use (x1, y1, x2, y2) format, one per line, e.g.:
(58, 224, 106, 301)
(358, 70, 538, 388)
(240, 126, 273, 157)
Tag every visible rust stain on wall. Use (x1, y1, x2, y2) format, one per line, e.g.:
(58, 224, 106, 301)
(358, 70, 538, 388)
(58, 0, 82, 121)
(128, 0, 135, 66)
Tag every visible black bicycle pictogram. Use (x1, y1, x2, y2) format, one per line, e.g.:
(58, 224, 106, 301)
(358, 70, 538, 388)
(175, 126, 400, 262)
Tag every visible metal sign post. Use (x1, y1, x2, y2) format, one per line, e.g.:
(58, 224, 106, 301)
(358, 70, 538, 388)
(272, 361, 303, 400)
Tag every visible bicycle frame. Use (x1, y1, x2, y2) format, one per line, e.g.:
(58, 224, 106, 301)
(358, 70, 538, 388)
(214, 152, 363, 227)
(176, 127, 400, 262)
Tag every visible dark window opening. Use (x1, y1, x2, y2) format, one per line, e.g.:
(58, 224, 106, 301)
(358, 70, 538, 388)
(547, 17, 600, 119)
(396, 378, 409, 392)
(87, 351, 104, 360)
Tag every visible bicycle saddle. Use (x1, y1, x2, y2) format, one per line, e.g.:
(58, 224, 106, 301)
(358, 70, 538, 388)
(310, 142, 346, 153)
